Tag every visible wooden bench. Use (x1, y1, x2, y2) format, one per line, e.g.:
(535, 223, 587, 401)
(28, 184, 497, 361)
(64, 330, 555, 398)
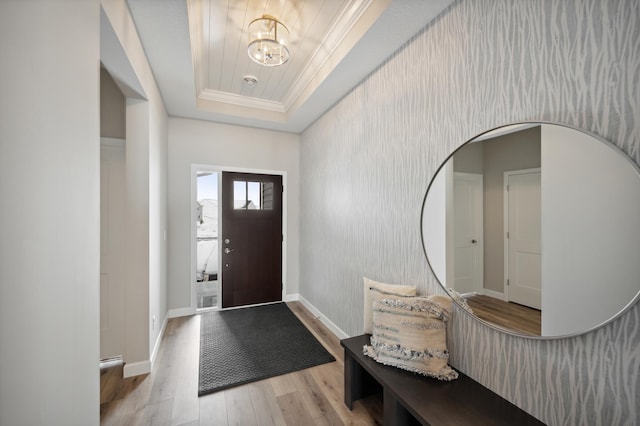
(341, 335, 545, 426)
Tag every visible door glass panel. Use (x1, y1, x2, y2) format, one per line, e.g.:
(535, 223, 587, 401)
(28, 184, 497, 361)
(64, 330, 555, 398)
(233, 181, 247, 209)
(248, 181, 260, 209)
(233, 180, 274, 210)
(262, 182, 274, 209)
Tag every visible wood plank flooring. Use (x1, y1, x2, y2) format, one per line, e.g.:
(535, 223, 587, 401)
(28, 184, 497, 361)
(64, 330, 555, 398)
(100, 302, 383, 425)
(466, 295, 541, 336)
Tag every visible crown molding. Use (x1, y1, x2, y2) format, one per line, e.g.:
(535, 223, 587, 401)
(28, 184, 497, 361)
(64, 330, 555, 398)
(198, 89, 286, 113)
(281, 0, 376, 111)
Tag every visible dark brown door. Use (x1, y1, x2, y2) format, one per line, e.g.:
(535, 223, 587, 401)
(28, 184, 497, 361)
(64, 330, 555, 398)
(221, 172, 283, 308)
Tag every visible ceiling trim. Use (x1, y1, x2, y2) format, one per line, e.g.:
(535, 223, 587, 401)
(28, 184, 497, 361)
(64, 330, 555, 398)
(198, 89, 286, 113)
(280, 0, 375, 111)
(195, 97, 287, 124)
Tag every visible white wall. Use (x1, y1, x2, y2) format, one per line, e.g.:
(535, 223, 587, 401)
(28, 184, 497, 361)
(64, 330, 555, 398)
(100, 68, 126, 138)
(168, 118, 300, 312)
(148, 96, 169, 365)
(124, 100, 151, 369)
(101, 0, 168, 375)
(0, 1, 100, 424)
(100, 141, 127, 359)
(541, 124, 640, 335)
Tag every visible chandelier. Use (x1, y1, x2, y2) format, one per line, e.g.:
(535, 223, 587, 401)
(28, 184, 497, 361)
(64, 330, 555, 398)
(247, 15, 290, 67)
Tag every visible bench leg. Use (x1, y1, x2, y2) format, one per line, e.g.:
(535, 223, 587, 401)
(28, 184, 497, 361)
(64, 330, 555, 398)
(383, 388, 419, 426)
(344, 350, 362, 409)
(344, 349, 381, 409)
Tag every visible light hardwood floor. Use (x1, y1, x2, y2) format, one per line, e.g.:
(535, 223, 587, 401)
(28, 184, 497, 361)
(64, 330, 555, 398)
(466, 295, 541, 336)
(100, 302, 383, 425)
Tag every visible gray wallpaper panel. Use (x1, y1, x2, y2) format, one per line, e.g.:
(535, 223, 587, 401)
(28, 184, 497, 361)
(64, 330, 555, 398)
(300, 0, 640, 424)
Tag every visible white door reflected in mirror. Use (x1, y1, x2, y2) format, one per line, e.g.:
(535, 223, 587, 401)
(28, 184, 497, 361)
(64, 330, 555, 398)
(421, 122, 640, 338)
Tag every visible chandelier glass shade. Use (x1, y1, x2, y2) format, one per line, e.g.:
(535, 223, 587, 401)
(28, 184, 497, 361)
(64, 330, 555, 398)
(247, 15, 290, 67)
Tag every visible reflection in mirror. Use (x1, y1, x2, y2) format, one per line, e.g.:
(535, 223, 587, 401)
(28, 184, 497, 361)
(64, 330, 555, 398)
(422, 123, 640, 338)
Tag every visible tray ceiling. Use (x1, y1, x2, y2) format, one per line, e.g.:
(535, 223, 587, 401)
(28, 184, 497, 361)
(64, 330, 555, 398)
(125, 0, 454, 133)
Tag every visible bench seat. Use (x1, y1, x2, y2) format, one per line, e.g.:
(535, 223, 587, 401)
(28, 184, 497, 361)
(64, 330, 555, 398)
(341, 334, 545, 426)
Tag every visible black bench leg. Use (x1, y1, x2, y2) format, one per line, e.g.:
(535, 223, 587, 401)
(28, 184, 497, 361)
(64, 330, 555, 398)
(344, 350, 363, 409)
(344, 349, 380, 409)
(384, 388, 419, 426)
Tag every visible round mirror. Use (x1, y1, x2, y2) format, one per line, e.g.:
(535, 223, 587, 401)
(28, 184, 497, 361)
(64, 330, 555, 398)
(421, 122, 640, 338)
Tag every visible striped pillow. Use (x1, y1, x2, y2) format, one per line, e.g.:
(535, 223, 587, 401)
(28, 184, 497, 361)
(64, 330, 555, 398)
(364, 295, 458, 381)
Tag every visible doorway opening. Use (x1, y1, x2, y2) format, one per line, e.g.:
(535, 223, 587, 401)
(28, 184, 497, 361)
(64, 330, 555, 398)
(196, 170, 220, 310)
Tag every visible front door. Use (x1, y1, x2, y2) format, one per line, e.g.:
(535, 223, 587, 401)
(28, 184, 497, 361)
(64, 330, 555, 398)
(221, 172, 283, 308)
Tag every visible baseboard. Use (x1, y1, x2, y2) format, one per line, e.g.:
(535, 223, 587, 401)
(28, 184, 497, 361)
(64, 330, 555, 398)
(99, 355, 123, 370)
(100, 137, 125, 147)
(482, 289, 507, 301)
(283, 293, 299, 302)
(298, 295, 349, 339)
(169, 306, 195, 318)
(123, 360, 151, 378)
(122, 312, 168, 379)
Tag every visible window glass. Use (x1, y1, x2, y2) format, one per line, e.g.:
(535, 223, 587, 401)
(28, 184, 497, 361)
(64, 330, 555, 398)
(233, 180, 275, 210)
(247, 181, 260, 209)
(262, 182, 274, 210)
(233, 181, 247, 209)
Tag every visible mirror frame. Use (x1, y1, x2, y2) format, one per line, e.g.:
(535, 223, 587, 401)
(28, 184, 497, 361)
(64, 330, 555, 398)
(420, 121, 640, 339)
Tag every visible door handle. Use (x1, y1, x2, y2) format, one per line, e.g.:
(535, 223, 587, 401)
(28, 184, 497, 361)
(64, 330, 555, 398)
(224, 247, 234, 254)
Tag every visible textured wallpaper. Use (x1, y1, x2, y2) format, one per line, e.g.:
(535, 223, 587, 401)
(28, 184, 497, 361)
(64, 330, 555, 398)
(299, 0, 640, 424)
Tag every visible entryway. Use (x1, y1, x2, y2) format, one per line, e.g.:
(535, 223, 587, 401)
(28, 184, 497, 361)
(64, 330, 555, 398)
(193, 167, 285, 311)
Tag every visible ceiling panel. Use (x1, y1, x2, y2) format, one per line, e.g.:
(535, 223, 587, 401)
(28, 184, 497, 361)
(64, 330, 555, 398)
(207, 0, 227, 89)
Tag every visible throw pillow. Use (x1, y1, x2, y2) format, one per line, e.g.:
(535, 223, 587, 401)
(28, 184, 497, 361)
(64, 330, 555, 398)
(363, 277, 416, 334)
(364, 294, 458, 381)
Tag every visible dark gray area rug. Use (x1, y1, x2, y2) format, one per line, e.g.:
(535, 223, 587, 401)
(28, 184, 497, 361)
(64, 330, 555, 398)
(198, 302, 336, 396)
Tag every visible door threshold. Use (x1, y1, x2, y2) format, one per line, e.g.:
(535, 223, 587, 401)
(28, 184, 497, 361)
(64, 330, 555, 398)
(216, 300, 283, 312)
